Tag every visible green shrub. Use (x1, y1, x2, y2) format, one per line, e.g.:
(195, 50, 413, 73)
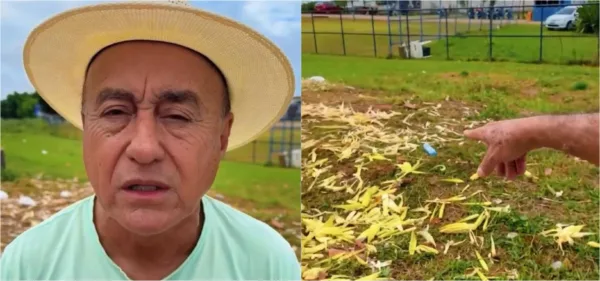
(1, 169, 20, 182)
(576, 1, 599, 34)
(571, 81, 588, 91)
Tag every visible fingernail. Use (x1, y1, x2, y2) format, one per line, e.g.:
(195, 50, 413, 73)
(477, 167, 485, 177)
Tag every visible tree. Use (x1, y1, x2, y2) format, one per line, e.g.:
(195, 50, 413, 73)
(0, 91, 57, 119)
(301, 1, 316, 12)
(0, 92, 38, 119)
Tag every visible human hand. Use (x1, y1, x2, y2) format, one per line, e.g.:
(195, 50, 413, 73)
(463, 118, 539, 180)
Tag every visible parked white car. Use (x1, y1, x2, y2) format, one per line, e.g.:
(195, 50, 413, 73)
(544, 6, 581, 30)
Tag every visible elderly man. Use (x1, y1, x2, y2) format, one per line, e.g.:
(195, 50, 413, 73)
(465, 113, 599, 180)
(1, 1, 299, 280)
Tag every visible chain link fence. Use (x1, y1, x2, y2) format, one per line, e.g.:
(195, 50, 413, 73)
(302, 2, 598, 65)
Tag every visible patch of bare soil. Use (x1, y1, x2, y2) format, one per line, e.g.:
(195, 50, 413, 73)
(439, 72, 542, 97)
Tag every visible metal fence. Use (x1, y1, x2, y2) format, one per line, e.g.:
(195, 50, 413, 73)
(223, 120, 301, 168)
(302, 3, 599, 64)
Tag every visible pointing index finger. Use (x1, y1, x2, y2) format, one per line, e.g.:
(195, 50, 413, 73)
(463, 127, 487, 142)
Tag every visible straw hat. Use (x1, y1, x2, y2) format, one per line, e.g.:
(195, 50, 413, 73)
(23, 0, 294, 151)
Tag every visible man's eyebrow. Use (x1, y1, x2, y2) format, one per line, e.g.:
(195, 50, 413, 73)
(95, 88, 136, 106)
(158, 90, 201, 108)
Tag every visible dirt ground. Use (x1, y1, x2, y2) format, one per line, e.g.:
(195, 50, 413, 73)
(300, 79, 599, 280)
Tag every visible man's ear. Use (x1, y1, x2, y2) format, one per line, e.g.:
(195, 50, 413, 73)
(220, 112, 234, 157)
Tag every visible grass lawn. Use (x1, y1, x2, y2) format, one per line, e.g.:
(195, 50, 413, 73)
(302, 17, 598, 64)
(301, 55, 599, 280)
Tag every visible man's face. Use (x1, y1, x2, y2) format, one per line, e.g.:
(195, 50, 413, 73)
(82, 41, 233, 235)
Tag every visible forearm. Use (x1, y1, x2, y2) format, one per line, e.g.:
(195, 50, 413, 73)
(528, 113, 599, 165)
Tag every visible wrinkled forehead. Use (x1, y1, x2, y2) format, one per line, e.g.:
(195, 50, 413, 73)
(81, 41, 228, 109)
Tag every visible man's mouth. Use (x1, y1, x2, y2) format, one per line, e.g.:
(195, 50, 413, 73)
(127, 185, 165, 192)
(122, 180, 170, 193)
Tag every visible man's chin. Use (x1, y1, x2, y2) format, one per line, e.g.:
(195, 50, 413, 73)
(119, 209, 177, 235)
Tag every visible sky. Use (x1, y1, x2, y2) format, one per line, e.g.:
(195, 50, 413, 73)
(0, 0, 301, 99)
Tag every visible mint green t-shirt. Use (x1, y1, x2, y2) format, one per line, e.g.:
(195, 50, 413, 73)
(0, 195, 300, 280)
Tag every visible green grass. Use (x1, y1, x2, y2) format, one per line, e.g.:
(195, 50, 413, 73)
(301, 55, 599, 279)
(303, 54, 599, 116)
(302, 17, 598, 64)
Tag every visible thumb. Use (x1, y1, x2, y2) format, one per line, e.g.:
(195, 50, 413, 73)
(477, 150, 498, 177)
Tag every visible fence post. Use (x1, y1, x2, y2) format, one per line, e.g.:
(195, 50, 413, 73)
(479, 9, 483, 31)
(454, 8, 457, 34)
(339, 12, 346, 56)
(419, 6, 423, 42)
(446, 10, 450, 60)
(387, 12, 392, 57)
(539, 7, 544, 63)
(489, 6, 493, 61)
(398, 9, 403, 50)
(267, 127, 274, 165)
(311, 12, 318, 54)
(288, 121, 293, 168)
(406, 11, 411, 59)
(371, 13, 377, 57)
(438, 0, 442, 39)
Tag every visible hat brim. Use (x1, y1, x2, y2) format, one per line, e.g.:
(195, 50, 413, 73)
(23, 2, 294, 151)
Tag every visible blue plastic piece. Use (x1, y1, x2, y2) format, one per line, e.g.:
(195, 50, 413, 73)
(423, 143, 437, 156)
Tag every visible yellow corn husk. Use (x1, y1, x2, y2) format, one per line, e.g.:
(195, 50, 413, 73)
(441, 178, 465, 184)
(587, 241, 600, 248)
(470, 172, 480, 181)
(462, 201, 492, 206)
(440, 222, 477, 234)
(475, 268, 489, 281)
(475, 250, 489, 272)
(458, 214, 481, 222)
(355, 254, 369, 265)
(473, 212, 487, 228)
(482, 211, 490, 231)
(358, 223, 381, 243)
(416, 244, 439, 254)
(356, 271, 380, 281)
(443, 239, 465, 254)
(418, 225, 436, 246)
(485, 205, 511, 213)
(396, 226, 417, 235)
(409, 230, 417, 255)
(303, 243, 327, 254)
(430, 204, 439, 222)
(302, 267, 327, 280)
(439, 203, 446, 219)
(333, 202, 364, 211)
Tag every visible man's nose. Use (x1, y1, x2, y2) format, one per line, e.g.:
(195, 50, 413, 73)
(125, 111, 165, 165)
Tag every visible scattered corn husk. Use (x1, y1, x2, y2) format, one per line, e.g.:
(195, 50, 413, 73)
(300, 98, 596, 279)
(540, 224, 595, 254)
(475, 250, 489, 272)
(587, 241, 600, 248)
